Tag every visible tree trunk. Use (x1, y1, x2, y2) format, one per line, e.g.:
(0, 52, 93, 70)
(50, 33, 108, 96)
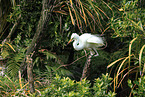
(25, 0, 49, 56)
(20, 0, 49, 74)
(26, 55, 35, 93)
(20, 0, 49, 93)
(80, 54, 92, 80)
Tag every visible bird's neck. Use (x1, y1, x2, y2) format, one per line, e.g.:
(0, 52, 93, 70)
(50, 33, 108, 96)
(73, 38, 84, 50)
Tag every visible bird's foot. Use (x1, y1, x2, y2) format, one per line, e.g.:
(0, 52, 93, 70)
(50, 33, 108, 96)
(93, 53, 99, 57)
(90, 50, 99, 57)
(90, 52, 99, 57)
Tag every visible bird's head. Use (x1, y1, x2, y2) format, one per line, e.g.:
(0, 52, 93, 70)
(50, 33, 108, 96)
(67, 33, 79, 45)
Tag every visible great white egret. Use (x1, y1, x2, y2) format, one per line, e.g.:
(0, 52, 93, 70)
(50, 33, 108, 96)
(68, 33, 105, 56)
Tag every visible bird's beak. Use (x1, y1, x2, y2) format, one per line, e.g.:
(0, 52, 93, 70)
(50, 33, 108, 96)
(67, 39, 73, 45)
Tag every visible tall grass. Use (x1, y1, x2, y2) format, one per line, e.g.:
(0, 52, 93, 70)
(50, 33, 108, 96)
(107, 37, 145, 92)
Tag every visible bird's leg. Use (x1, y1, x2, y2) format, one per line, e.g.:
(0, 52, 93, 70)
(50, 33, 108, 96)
(92, 48, 99, 56)
(90, 50, 94, 56)
(84, 49, 88, 57)
(89, 48, 95, 56)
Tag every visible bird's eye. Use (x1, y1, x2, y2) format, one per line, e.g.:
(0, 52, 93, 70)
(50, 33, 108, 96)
(77, 43, 79, 45)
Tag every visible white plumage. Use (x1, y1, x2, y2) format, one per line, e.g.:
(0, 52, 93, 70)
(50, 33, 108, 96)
(68, 33, 105, 56)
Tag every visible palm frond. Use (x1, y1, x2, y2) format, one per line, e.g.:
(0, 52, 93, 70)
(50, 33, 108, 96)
(67, 0, 111, 33)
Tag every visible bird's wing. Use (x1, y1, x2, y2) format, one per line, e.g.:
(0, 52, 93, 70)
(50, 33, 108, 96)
(87, 36, 104, 44)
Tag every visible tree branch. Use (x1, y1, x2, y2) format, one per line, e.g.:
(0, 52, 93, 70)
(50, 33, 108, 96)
(2, 14, 21, 45)
(80, 54, 92, 80)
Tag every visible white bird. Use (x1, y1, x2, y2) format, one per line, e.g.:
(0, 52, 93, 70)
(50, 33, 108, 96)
(68, 33, 105, 56)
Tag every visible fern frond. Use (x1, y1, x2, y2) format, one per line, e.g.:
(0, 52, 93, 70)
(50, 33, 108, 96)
(39, 50, 57, 60)
(6, 49, 25, 77)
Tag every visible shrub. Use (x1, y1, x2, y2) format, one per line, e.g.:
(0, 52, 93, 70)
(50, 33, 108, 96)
(41, 74, 92, 96)
(40, 73, 115, 97)
(128, 75, 145, 97)
(93, 73, 116, 97)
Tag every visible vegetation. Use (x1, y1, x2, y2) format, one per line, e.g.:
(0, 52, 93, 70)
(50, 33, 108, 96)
(0, 0, 145, 96)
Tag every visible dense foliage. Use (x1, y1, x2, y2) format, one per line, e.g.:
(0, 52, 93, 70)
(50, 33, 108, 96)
(0, 0, 145, 96)
(128, 75, 145, 97)
(0, 73, 115, 96)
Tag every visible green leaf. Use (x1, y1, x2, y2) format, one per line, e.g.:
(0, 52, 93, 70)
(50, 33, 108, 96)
(1, 50, 9, 59)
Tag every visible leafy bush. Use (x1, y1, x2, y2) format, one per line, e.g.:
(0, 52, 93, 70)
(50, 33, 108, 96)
(0, 73, 115, 96)
(40, 73, 115, 97)
(40, 74, 91, 97)
(0, 75, 28, 96)
(128, 75, 145, 97)
(93, 73, 116, 97)
(110, 0, 145, 38)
